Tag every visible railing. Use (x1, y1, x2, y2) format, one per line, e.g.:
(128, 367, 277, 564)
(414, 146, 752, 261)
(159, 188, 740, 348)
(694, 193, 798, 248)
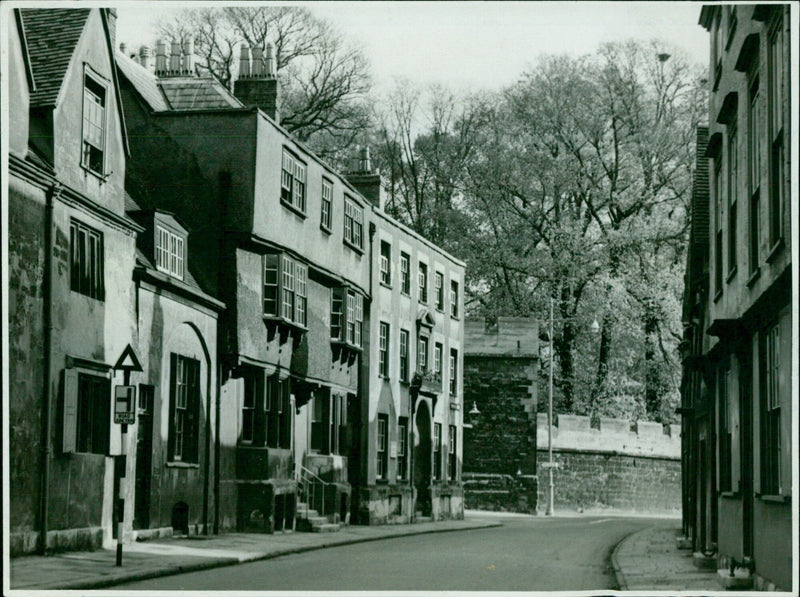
(297, 465, 332, 519)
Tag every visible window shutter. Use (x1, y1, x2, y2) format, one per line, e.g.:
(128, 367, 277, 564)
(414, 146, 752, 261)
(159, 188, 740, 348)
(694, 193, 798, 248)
(62, 369, 79, 453)
(168, 353, 177, 460)
(752, 334, 761, 494)
(730, 360, 741, 492)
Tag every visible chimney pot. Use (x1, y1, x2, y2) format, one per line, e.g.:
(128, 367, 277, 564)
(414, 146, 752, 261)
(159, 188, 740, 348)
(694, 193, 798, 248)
(170, 40, 181, 74)
(139, 45, 150, 70)
(239, 44, 251, 78)
(183, 39, 194, 75)
(156, 40, 168, 75)
(265, 42, 276, 78)
(251, 46, 264, 77)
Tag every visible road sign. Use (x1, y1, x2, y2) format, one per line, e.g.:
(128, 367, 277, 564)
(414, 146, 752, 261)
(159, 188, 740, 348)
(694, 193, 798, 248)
(114, 344, 143, 372)
(114, 385, 136, 425)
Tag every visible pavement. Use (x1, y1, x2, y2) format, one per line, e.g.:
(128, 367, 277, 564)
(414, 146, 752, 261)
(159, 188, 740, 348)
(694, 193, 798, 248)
(8, 516, 501, 591)
(612, 524, 720, 592)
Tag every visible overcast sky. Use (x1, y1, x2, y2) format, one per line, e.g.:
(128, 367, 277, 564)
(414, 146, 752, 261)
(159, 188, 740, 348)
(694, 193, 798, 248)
(116, 1, 710, 93)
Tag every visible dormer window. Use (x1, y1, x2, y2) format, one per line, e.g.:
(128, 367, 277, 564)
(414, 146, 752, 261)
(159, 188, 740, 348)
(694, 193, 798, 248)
(156, 225, 185, 279)
(82, 73, 107, 175)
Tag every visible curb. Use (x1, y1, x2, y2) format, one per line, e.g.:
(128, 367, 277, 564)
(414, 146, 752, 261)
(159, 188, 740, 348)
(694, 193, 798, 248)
(27, 521, 503, 591)
(610, 526, 647, 591)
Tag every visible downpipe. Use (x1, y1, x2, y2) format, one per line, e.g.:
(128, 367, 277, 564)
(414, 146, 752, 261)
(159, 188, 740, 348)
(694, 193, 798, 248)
(39, 182, 62, 554)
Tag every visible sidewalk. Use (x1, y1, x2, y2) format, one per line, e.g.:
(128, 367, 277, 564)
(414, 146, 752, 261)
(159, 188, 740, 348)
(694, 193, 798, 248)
(9, 517, 501, 591)
(612, 525, 719, 592)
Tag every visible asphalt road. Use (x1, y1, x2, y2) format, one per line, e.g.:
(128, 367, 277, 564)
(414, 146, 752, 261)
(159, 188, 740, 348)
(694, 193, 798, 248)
(116, 514, 671, 592)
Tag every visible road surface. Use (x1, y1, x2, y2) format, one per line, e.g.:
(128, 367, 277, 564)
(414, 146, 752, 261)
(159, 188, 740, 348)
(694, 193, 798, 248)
(116, 513, 671, 592)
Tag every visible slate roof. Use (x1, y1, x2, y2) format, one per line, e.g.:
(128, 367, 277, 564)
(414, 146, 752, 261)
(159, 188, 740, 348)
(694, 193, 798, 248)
(115, 50, 169, 111)
(21, 9, 90, 107)
(116, 50, 242, 112)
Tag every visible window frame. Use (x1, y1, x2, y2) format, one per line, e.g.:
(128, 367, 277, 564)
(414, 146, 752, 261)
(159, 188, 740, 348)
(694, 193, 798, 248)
(718, 364, 732, 493)
(727, 119, 738, 279)
(418, 262, 428, 303)
(321, 177, 333, 232)
(263, 253, 308, 328)
(400, 252, 411, 295)
(74, 372, 111, 455)
(434, 271, 444, 311)
(70, 219, 105, 301)
(380, 240, 392, 286)
(748, 75, 761, 275)
(331, 287, 364, 348)
(376, 414, 388, 480)
(767, 16, 784, 249)
(379, 321, 390, 378)
(169, 353, 201, 464)
(418, 334, 429, 371)
(714, 158, 724, 297)
(280, 148, 307, 215)
(155, 224, 185, 280)
(433, 422, 442, 481)
(343, 195, 364, 252)
(448, 424, 457, 481)
(399, 329, 410, 382)
(450, 280, 459, 318)
(397, 417, 408, 480)
(81, 70, 107, 176)
(434, 342, 443, 379)
(760, 322, 782, 495)
(449, 348, 458, 395)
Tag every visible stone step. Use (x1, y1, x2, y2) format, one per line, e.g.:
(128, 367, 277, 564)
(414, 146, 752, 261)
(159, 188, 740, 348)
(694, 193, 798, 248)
(311, 522, 341, 533)
(415, 515, 433, 523)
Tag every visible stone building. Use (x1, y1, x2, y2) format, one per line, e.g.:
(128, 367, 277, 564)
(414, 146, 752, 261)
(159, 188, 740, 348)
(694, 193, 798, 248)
(357, 156, 466, 523)
(462, 318, 539, 513)
(116, 42, 369, 533)
(686, 5, 793, 590)
(7, 8, 141, 554)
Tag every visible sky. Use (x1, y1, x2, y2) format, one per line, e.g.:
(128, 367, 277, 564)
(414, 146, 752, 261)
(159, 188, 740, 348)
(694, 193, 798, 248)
(116, 1, 710, 93)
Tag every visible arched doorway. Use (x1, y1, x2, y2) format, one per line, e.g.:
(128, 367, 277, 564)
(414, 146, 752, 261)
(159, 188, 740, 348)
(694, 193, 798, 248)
(414, 400, 432, 516)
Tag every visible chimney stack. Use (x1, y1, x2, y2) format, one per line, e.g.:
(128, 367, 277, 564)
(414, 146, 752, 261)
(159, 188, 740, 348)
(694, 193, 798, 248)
(139, 45, 150, 70)
(170, 41, 181, 74)
(183, 39, 194, 75)
(347, 146, 384, 209)
(156, 40, 167, 75)
(233, 42, 280, 123)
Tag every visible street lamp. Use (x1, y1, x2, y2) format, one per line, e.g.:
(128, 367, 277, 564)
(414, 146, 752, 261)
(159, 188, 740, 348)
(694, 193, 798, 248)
(543, 299, 599, 516)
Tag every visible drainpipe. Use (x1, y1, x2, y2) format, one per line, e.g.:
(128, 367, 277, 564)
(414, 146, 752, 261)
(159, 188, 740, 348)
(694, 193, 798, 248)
(202, 358, 212, 534)
(39, 182, 61, 554)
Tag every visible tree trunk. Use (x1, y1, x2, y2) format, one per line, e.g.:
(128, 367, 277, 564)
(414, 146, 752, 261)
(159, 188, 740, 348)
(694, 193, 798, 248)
(644, 312, 659, 420)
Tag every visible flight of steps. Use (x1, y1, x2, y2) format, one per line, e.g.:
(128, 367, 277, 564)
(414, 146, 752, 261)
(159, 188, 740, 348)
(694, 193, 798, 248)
(295, 501, 341, 532)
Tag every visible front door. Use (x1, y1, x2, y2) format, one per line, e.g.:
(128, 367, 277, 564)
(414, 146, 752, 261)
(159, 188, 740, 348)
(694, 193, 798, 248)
(414, 400, 432, 516)
(134, 384, 154, 530)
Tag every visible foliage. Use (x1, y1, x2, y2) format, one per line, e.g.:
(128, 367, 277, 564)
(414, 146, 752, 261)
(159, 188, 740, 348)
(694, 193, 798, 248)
(374, 41, 705, 423)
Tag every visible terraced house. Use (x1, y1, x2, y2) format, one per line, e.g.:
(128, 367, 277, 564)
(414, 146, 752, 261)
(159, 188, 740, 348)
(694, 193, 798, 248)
(7, 8, 142, 554)
(683, 4, 792, 590)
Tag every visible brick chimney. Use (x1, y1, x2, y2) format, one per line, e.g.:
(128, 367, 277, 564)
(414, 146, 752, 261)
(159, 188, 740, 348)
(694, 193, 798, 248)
(169, 41, 181, 75)
(234, 42, 280, 123)
(347, 146, 384, 209)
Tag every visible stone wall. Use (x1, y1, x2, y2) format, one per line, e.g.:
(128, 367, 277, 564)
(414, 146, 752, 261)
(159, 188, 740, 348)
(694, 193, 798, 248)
(536, 414, 681, 513)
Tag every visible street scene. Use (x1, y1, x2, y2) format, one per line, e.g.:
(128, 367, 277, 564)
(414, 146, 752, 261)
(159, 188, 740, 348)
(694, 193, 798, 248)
(2, 2, 795, 594)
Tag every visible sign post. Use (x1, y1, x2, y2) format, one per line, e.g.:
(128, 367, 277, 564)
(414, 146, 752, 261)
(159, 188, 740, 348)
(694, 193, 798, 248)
(113, 344, 143, 567)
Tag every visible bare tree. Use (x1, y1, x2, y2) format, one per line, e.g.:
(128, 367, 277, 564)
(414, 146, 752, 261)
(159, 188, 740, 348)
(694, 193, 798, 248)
(156, 7, 372, 158)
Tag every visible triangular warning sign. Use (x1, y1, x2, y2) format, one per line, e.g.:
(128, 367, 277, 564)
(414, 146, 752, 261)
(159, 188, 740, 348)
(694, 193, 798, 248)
(114, 344, 143, 372)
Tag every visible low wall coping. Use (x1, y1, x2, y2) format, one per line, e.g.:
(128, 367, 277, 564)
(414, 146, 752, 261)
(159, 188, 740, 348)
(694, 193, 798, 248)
(599, 417, 630, 433)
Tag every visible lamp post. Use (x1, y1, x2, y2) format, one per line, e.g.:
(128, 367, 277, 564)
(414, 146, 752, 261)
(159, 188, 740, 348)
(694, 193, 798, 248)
(544, 298, 600, 516)
(546, 298, 555, 516)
